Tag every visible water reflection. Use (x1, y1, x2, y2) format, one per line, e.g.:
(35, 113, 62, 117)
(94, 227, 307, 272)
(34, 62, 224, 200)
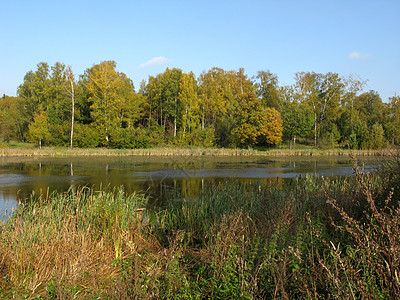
(0, 156, 381, 213)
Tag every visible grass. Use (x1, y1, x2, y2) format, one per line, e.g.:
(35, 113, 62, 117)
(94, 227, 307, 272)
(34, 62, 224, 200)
(0, 144, 396, 157)
(0, 155, 399, 298)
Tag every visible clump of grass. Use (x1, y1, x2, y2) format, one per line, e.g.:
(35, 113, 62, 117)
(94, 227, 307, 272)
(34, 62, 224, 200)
(0, 187, 151, 298)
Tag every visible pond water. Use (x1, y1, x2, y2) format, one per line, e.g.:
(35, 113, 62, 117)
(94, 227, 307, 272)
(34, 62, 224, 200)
(0, 156, 381, 217)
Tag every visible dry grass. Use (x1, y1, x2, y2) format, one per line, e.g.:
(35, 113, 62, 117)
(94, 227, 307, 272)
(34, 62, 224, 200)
(0, 145, 395, 157)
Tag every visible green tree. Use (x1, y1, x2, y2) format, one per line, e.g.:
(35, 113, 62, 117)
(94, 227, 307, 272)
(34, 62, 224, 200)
(255, 70, 281, 111)
(384, 96, 400, 145)
(355, 90, 384, 126)
(83, 61, 130, 147)
(295, 72, 343, 146)
(0, 96, 30, 143)
(17, 62, 51, 119)
(28, 112, 51, 149)
(144, 68, 183, 138)
(282, 102, 314, 149)
(370, 123, 385, 149)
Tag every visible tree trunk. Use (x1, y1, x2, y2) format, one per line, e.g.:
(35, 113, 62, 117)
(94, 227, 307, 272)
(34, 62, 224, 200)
(314, 112, 317, 146)
(70, 77, 75, 149)
(39, 138, 42, 149)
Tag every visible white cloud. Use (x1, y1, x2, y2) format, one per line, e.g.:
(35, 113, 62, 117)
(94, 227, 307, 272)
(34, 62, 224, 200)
(138, 56, 169, 68)
(348, 51, 370, 60)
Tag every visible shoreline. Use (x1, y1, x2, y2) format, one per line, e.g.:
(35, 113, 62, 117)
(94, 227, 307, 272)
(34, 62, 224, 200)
(0, 146, 397, 157)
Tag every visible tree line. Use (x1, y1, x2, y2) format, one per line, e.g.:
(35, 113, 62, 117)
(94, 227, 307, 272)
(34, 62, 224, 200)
(1, 61, 399, 149)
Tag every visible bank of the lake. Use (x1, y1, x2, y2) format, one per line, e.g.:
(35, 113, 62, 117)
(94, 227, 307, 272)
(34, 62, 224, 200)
(0, 145, 396, 157)
(1, 156, 399, 299)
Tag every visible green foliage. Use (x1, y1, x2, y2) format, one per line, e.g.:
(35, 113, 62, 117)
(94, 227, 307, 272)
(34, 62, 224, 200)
(282, 101, 314, 143)
(109, 127, 151, 149)
(4, 61, 395, 149)
(319, 122, 341, 148)
(28, 112, 51, 147)
(370, 123, 385, 149)
(73, 123, 103, 148)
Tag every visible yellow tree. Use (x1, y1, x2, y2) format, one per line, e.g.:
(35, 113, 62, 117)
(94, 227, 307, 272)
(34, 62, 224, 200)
(198, 67, 232, 129)
(28, 112, 51, 149)
(178, 72, 199, 143)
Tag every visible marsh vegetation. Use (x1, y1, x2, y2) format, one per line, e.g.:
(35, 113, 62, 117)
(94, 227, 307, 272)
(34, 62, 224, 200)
(1, 155, 399, 298)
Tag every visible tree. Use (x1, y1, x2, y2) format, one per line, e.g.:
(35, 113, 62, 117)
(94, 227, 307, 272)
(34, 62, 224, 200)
(385, 95, 400, 145)
(230, 91, 282, 147)
(65, 66, 75, 148)
(282, 102, 314, 149)
(28, 112, 51, 149)
(255, 70, 281, 111)
(177, 72, 199, 143)
(295, 72, 343, 146)
(198, 67, 232, 130)
(257, 107, 283, 145)
(355, 90, 384, 126)
(144, 68, 182, 137)
(17, 62, 51, 119)
(0, 96, 30, 143)
(370, 123, 385, 149)
(83, 61, 130, 147)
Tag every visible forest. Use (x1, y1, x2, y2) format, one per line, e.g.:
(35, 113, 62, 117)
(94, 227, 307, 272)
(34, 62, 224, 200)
(1, 61, 399, 150)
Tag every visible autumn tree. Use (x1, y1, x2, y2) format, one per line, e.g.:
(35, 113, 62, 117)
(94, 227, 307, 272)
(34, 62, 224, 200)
(198, 67, 233, 129)
(177, 72, 199, 144)
(83, 61, 133, 147)
(28, 112, 51, 149)
(230, 90, 282, 147)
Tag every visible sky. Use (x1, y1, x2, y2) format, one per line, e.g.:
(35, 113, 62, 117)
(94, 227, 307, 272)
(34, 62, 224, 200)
(1, 0, 399, 101)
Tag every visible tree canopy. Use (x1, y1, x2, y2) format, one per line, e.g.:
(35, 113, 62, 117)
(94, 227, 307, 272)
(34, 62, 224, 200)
(0, 61, 395, 149)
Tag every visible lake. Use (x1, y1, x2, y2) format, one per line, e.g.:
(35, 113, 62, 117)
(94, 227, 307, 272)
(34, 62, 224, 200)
(0, 156, 380, 217)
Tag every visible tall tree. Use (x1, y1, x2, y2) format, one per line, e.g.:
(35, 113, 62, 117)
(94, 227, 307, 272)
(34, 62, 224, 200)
(0, 96, 29, 143)
(198, 67, 233, 130)
(255, 70, 281, 111)
(28, 112, 51, 149)
(385, 95, 400, 145)
(178, 72, 199, 142)
(83, 61, 129, 147)
(65, 66, 75, 148)
(354, 90, 384, 126)
(282, 102, 314, 149)
(295, 72, 343, 146)
(17, 62, 51, 118)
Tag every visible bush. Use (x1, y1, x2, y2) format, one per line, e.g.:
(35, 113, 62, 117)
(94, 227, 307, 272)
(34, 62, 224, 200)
(74, 123, 103, 148)
(109, 127, 150, 149)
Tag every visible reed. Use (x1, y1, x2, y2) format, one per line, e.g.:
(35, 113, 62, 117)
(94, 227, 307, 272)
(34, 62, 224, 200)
(0, 155, 399, 298)
(0, 145, 395, 157)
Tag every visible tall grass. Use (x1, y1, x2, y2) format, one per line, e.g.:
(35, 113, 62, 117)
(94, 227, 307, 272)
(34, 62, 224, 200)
(0, 155, 399, 298)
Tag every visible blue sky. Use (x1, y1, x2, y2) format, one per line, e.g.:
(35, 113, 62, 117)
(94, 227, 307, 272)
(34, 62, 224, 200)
(1, 0, 399, 101)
